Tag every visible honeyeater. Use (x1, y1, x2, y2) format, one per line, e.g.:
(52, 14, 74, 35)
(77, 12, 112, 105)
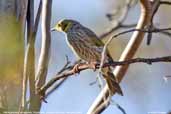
(51, 19, 123, 96)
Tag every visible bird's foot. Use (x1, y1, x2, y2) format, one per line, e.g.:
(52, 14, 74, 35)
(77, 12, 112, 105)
(72, 63, 82, 74)
(88, 62, 98, 71)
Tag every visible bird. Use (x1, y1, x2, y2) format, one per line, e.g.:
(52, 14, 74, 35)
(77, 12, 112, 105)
(51, 19, 123, 96)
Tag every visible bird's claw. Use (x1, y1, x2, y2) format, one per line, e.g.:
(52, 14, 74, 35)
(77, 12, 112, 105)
(72, 63, 81, 75)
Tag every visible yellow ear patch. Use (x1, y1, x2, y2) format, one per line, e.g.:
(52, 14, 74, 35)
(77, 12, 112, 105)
(63, 22, 72, 32)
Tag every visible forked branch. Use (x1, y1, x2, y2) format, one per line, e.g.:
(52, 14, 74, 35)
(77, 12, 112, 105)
(37, 55, 171, 102)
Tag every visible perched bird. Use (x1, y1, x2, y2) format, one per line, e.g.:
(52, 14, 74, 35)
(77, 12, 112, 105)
(51, 19, 123, 96)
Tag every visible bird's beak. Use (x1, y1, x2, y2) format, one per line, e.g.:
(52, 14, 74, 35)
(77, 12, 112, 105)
(51, 27, 56, 32)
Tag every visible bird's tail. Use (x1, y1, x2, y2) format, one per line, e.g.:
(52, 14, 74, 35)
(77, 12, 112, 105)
(101, 67, 123, 96)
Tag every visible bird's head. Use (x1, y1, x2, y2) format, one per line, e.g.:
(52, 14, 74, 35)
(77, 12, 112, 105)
(51, 19, 80, 33)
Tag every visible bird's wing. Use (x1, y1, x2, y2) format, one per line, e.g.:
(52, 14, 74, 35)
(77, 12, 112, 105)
(82, 26, 104, 47)
(83, 26, 115, 62)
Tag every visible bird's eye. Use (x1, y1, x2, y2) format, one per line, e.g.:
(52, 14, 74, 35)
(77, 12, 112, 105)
(63, 24, 67, 29)
(58, 24, 61, 27)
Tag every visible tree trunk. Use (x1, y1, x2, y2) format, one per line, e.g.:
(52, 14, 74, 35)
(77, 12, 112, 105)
(0, 0, 27, 112)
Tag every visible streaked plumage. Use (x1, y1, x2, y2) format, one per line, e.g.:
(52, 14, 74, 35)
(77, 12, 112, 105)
(52, 19, 123, 96)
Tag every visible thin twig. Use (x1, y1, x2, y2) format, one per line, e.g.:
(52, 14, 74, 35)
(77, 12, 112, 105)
(113, 27, 171, 38)
(146, 0, 160, 45)
(99, 23, 136, 39)
(160, 31, 171, 37)
(111, 100, 126, 114)
(160, 1, 171, 5)
(45, 56, 71, 98)
(46, 77, 67, 98)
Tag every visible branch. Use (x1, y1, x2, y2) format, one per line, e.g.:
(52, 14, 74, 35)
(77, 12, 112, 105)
(88, 0, 152, 113)
(34, 0, 52, 111)
(46, 78, 67, 98)
(99, 23, 136, 39)
(37, 55, 171, 100)
(45, 56, 71, 98)
(112, 27, 171, 38)
(100, 0, 137, 39)
(146, 0, 160, 45)
(37, 63, 91, 98)
(33, 0, 42, 37)
(21, 0, 35, 111)
(36, 0, 52, 90)
(155, 26, 171, 38)
(20, 0, 43, 112)
(146, 0, 171, 45)
(110, 56, 171, 65)
(37, 58, 81, 101)
(160, 1, 171, 5)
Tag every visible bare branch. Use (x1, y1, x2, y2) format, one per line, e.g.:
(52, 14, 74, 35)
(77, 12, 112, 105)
(33, 0, 42, 37)
(46, 78, 67, 98)
(20, 0, 43, 112)
(26, 0, 34, 43)
(160, 1, 171, 5)
(112, 27, 171, 38)
(88, 0, 152, 113)
(100, 0, 137, 39)
(36, 0, 52, 89)
(33, 0, 52, 111)
(146, 0, 160, 45)
(146, 0, 171, 45)
(160, 31, 171, 37)
(45, 56, 71, 98)
(37, 63, 90, 98)
(37, 55, 171, 100)
(99, 23, 136, 39)
(21, 0, 35, 111)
